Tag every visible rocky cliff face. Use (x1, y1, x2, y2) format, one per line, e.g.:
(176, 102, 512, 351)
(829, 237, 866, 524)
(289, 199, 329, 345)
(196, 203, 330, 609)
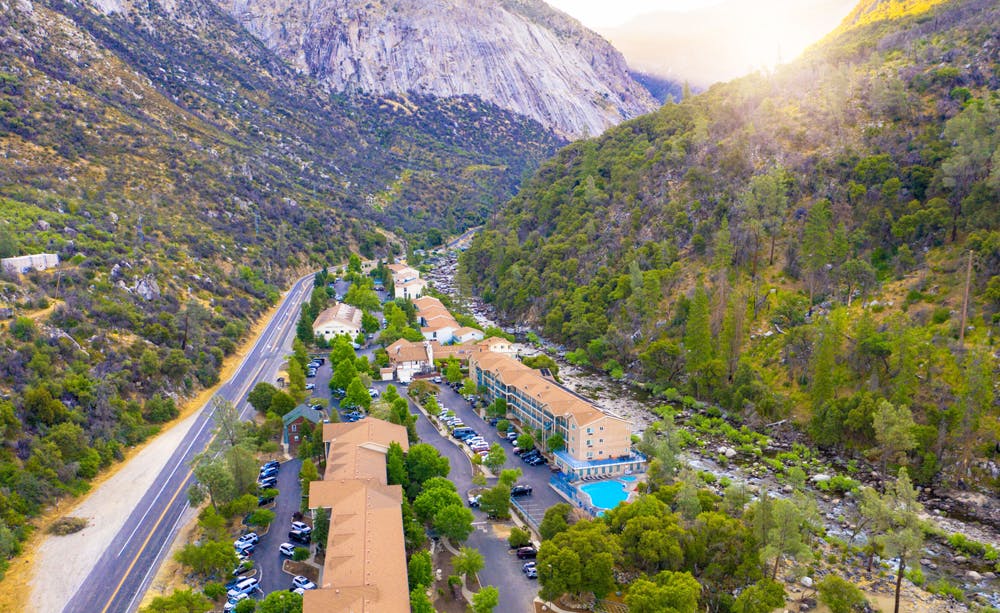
(212, 0, 658, 138)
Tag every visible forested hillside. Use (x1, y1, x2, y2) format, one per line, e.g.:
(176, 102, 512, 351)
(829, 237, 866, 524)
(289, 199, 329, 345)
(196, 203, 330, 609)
(461, 0, 1000, 490)
(0, 0, 560, 577)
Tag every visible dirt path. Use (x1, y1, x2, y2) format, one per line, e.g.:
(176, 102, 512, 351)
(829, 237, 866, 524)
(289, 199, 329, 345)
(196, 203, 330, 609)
(0, 296, 282, 613)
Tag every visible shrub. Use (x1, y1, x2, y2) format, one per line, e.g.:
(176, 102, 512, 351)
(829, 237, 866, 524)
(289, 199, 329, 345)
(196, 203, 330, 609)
(203, 582, 226, 600)
(927, 579, 964, 601)
(508, 527, 531, 548)
(293, 547, 310, 561)
(818, 575, 866, 613)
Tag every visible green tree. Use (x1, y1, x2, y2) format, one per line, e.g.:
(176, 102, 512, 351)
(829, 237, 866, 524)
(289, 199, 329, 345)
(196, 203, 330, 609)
(256, 589, 303, 613)
(343, 377, 372, 411)
(408, 550, 433, 590)
(268, 391, 296, 417)
(871, 399, 916, 479)
(189, 458, 235, 510)
(818, 575, 866, 613)
(760, 496, 814, 579)
(247, 508, 275, 528)
(174, 540, 238, 579)
(879, 468, 924, 613)
(460, 378, 478, 397)
(444, 359, 463, 384)
(471, 585, 499, 613)
(537, 520, 620, 601)
(413, 478, 463, 523)
(683, 284, 715, 397)
(478, 483, 511, 520)
(296, 304, 315, 344)
(453, 545, 485, 581)
(508, 527, 532, 548)
(625, 570, 701, 613)
(545, 433, 565, 452)
(329, 336, 356, 367)
(330, 358, 357, 392)
(140, 589, 213, 613)
(515, 433, 534, 451)
(434, 504, 474, 542)
(733, 578, 786, 613)
(410, 587, 434, 613)
(802, 199, 833, 302)
(299, 459, 319, 511)
(287, 360, 306, 397)
(540, 503, 572, 540)
(483, 443, 506, 473)
(940, 98, 1000, 239)
(386, 442, 408, 486)
(404, 443, 450, 499)
(312, 507, 330, 552)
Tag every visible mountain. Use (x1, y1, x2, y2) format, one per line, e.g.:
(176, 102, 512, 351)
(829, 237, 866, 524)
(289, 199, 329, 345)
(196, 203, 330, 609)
(209, 0, 659, 138)
(0, 0, 565, 577)
(602, 0, 857, 88)
(461, 0, 1000, 488)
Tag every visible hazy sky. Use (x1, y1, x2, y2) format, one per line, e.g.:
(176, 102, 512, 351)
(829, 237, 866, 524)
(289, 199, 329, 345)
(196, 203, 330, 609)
(545, 0, 728, 29)
(544, 0, 857, 86)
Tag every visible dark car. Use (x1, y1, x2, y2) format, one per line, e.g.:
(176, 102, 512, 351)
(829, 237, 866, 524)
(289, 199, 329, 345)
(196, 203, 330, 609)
(262, 460, 280, 470)
(257, 495, 275, 506)
(516, 547, 538, 559)
(510, 484, 533, 497)
(289, 529, 311, 544)
(258, 476, 277, 489)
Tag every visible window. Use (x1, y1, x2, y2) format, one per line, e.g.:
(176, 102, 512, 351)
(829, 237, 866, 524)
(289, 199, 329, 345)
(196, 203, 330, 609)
(599, 438, 603, 443)
(291, 424, 297, 432)
(600, 426, 604, 431)
(586, 451, 593, 459)
(586, 439, 592, 447)
(586, 427, 593, 434)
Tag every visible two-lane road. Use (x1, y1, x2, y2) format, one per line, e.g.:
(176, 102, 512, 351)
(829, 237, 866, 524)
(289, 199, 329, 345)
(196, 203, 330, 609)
(65, 273, 317, 613)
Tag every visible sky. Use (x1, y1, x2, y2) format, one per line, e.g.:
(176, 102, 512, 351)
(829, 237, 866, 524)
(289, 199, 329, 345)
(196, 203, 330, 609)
(544, 0, 857, 86)
(544, 0, 727, 29)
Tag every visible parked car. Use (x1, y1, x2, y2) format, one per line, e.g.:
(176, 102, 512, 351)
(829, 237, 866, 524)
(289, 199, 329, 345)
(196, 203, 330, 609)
(516, 547, 538, 559)
(262, 460, 280, 470)
(257, 494, 275, 506)
(224, 593, 249, 611)
(432, 376, 442, 383)
(305, 383, 316, 391)
(259, 466, 278, 478)
(289, 529, 311, 544)
(510, 484, 533, 497)
(526, 456, 547, 466)
(291, 521, 311, 533)
(522, 561, 536, 572)
(467, 494, 481, 507)
(231, 560, 252, 576)
(235, 533, 259, 546)
(368, 388, 380, 398)
(279, 542, 296, 557)
(506, 431, 518, 441)
(234, 542, 255, 556)
(226, 577, 260, 599)
(258, 476, 277, 489)
(525, 567, 538, 579)
(292, 576, 316, 590)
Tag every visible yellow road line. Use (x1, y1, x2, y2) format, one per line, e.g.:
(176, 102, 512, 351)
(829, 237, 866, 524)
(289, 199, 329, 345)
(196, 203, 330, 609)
(101, 467, 194, 613)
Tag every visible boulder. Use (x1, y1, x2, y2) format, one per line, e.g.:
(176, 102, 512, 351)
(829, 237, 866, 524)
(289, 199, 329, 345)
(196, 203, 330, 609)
(810, 474, 832, 483)
(965, 570, 982, 582)
(801, 576, 814, 588)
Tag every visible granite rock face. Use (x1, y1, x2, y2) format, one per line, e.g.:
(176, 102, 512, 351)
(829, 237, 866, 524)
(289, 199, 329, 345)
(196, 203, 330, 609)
(214, 0, 658, 137)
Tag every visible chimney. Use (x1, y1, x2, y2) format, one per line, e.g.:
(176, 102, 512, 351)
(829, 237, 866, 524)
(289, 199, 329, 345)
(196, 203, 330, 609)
(424, 340, 433, 364)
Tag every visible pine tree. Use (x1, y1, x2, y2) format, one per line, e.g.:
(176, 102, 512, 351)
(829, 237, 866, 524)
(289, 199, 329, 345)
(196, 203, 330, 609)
(683, 285, 715, 397)
(802, 199, 833, 303)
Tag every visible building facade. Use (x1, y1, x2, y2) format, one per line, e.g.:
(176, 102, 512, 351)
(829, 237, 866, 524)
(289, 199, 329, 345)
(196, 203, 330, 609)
(1, 253, 59, 274)
(470, 352, 645, 480)
(312, 302, 363, 339)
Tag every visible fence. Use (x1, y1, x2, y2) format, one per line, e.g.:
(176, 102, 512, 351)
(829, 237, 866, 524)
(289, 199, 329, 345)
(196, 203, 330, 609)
(510, 497, 546, 532)
(549, 474, 602, 517)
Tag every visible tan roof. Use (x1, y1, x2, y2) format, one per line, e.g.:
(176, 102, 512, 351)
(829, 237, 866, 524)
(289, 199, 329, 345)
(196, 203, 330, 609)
(324, 444, 392, 482)
(322, 420, 410, 454)
(388, 341, 436, 364)
(479, 336, 511, 348)
(418, 307, 453, 321)
(312, 302, 363, 331)
(413, 296, 445, 310)
(399, 278, 427, 288)
(471, 352, 616, 427)
(306, 480, 408, 613)
(453, 327, 484, 337)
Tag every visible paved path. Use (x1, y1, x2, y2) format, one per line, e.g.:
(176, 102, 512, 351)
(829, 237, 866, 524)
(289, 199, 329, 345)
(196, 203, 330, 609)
(65, 274, 316, 613)
(254, 458, 303, 597)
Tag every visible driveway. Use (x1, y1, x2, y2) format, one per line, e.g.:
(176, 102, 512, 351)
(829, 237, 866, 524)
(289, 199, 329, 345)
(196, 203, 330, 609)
(253, 457, 303, 598)
(367, 379, 544, 613)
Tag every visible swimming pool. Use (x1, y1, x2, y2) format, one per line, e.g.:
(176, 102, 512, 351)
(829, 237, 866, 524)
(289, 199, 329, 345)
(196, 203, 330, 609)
(620, 475, 637, 482)
(579, 479, 631, 510)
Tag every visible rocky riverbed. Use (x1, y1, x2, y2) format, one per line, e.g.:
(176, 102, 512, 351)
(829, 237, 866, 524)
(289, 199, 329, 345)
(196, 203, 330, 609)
(426, 248, 1000, 610)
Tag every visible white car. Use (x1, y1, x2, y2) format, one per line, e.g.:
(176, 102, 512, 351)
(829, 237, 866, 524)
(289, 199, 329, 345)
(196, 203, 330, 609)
(279, 542, 296, 556)
(305, 383, 315, 390)
(290, 521, 311, 533)
(227, 577, 260, 599)
(292, 575, 316, 590)
(224, 593, 249, 612)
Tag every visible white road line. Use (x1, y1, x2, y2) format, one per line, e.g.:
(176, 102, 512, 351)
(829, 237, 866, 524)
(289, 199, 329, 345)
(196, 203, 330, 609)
(117, 407, 218, 556)
(124, 503, 190, 612)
